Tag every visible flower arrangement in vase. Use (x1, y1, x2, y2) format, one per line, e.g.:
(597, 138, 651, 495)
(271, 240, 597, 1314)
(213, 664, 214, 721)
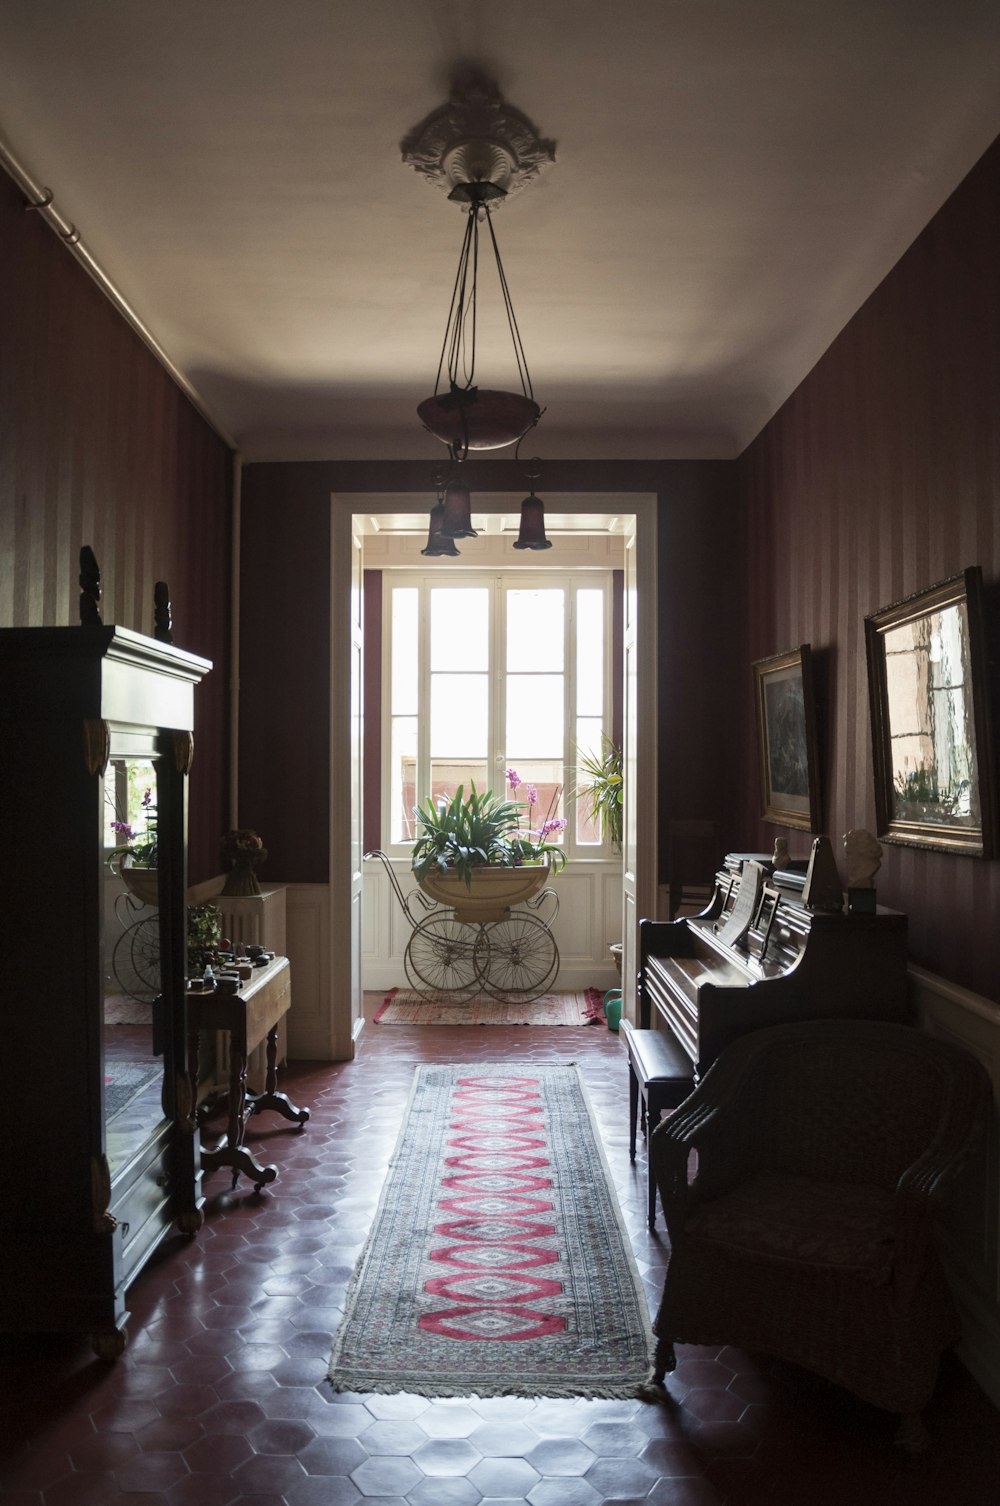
(220, 828, 268, 896)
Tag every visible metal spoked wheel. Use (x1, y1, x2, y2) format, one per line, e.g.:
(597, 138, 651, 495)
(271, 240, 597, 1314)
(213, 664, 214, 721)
(405, 914, 487, 1003)
(479, 911, 559, 1003)
(112, 915, 161, 1003)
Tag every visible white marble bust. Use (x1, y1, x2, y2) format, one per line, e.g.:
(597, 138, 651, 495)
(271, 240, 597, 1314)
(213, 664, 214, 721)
(843, 828, 882, 888)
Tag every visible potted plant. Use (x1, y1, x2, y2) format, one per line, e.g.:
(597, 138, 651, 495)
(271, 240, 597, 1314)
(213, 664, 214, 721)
(573, 736, 623, 851)
(107, 787, 159, 905)
(411, 780, 566, 922)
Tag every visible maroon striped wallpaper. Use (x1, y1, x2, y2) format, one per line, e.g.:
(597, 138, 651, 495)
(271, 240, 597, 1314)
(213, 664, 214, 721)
(739, 136, 1000, 1001)
(0, 166, 233, 882)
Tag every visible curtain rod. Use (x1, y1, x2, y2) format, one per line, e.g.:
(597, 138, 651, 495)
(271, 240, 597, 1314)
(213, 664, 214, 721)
(1, 137, 239, 453)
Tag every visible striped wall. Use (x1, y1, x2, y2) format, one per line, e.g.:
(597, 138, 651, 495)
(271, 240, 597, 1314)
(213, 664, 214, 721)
(739, 136, 1000, 1004)
(0, 165, 233, 883)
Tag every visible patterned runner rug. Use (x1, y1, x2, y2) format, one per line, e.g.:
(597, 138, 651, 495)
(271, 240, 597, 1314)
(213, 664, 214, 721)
(105, 1061, 160, 1119)
(375, 988, 605, 1026)
(328, 1063, 653, 1399)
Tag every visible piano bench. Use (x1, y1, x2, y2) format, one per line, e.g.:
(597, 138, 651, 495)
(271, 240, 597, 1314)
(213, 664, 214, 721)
(620, 1019, 694, 1229)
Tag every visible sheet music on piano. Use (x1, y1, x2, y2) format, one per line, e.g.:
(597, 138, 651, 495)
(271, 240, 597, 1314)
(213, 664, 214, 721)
(715, 859, 764, 946)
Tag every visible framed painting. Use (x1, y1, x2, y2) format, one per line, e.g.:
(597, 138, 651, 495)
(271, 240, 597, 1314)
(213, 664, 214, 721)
(865, 566, 996, 856)
(752, 645, 820, 832)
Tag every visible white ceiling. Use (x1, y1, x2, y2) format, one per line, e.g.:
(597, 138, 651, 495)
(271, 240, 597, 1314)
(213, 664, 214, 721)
(2, 1, 999, 463)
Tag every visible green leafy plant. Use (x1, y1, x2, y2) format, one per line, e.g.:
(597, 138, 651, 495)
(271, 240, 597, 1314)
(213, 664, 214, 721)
(411, 782, 566, 888)
(187, 902, 222, 975)
(894, 765, 939, 804)
(573, 736, 623, 850)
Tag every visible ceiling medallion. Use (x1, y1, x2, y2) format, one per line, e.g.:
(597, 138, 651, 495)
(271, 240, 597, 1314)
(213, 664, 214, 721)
(404, 77, 555, 458)
(401, 76, 556, 205)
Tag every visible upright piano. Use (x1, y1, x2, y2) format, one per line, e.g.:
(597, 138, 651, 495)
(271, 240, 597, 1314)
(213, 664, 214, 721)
(639, 853, 910, 1081)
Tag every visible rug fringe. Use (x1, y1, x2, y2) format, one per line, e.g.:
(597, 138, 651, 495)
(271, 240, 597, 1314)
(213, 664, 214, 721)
(327, 1377, 658, 1401)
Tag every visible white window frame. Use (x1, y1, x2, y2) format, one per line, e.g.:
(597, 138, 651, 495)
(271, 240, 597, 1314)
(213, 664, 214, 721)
(381, 569, 616, 862)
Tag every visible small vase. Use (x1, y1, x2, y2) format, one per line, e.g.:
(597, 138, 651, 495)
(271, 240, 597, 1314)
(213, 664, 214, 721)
(221, 857, 262, 897)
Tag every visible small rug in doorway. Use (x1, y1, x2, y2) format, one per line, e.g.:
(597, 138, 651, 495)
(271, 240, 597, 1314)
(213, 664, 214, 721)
(375, 987, 605, 1026)
(105, 1061, 160, 1119)
(327, 1063, 653, 1399)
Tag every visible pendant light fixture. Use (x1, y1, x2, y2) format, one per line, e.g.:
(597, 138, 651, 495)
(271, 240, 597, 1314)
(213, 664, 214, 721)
(439, 480, 477, 539)
(512, 452, 552, 550)
(420, 499, 461, 557)
(403, 78, 555, 459)
(513, 489, 552, 550)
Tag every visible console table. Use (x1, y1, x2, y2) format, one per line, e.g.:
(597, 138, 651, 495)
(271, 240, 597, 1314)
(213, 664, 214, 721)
(187, 956, 310, 1191)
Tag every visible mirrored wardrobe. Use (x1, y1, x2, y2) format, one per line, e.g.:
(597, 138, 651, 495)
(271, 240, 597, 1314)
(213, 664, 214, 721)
(1, 621, 211, 1355)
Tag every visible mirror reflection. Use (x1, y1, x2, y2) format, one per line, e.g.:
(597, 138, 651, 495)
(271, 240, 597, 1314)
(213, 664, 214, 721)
(882, 600, 980, 829)
(103, 756, 165, 1170)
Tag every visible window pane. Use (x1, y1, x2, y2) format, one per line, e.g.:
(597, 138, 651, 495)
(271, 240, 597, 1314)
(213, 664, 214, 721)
(507, 674, 563, 758)
(430, 760, 490, 806)
(576, 589, 603, 716)
(390, 716, 418, 843)
(507, 589, 564, 672)
(431, 587, 488, 671)
(431, 674, 488, 756)
(391, 588, 418, 715)
(575, 717, 604, 844)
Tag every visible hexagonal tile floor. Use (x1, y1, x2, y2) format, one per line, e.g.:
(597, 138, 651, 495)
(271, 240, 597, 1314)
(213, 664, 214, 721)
(1, 1017, 997, 1505)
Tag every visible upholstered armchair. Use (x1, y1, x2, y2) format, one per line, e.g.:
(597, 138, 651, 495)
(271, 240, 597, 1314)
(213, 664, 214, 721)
(649, 1019, 990, 1448)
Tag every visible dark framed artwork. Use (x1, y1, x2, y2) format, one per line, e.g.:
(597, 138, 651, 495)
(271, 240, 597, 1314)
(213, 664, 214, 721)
(752, 646, 821, 832)
(865, 566, 996, 857)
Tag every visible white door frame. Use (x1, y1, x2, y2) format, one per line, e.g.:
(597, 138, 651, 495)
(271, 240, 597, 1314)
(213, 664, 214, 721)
(327, 491, 658, 1052)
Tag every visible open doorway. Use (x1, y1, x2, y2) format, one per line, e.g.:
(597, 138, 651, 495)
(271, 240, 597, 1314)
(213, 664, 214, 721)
(324, 492, 658, 1058)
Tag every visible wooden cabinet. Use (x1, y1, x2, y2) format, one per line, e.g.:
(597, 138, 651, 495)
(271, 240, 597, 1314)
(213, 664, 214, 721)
(0, 624, 211, 1355)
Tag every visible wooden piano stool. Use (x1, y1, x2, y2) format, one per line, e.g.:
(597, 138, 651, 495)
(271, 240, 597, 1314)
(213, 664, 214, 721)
(620, 1018, 694, 1228)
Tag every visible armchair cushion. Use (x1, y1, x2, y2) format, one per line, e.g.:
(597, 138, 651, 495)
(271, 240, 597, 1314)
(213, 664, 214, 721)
(686, 1170, 895, 1282)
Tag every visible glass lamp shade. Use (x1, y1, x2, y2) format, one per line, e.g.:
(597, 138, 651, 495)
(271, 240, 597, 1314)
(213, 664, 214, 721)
(440, 482, 478, 539)
(420, 502, 461, 557)
(417, 389, 541, 453)
(512, 493, 552, 550)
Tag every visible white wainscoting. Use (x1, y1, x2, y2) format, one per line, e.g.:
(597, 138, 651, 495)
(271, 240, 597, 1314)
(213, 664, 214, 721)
(283, 883, 338, 1059)
(362, 859, 623, 996)
(909, 964, 1000, 1407)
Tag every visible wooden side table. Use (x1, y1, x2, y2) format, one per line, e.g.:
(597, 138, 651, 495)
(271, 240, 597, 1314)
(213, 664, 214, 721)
(187, 956, 310, 1191)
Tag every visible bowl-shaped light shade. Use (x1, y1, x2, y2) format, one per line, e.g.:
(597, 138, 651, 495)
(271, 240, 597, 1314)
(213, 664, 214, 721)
(512, 494, 552, 550)
(417, 389, 541, 452)
(440, 483, 477, 539)
(421, 502, 461, 556)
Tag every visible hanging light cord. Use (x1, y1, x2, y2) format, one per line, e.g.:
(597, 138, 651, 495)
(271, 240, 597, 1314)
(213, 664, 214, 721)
(432, 200, 534, 403)
(482, 205, 533, 401)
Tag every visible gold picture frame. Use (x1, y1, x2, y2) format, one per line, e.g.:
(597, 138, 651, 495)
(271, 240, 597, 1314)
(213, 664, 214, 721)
(752, 645, 821, 832)
(865, 566, 996, 857)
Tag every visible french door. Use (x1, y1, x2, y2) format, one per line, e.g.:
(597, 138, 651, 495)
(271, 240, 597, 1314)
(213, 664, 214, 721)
(382, 571, 617, 860)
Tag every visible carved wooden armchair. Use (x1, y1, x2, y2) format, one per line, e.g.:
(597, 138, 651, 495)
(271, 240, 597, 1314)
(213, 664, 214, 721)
(649, 1019, 990, 1448)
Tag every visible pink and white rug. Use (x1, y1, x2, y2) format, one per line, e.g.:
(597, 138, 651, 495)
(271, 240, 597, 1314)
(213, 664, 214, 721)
(328, 1063, 652, 1398)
